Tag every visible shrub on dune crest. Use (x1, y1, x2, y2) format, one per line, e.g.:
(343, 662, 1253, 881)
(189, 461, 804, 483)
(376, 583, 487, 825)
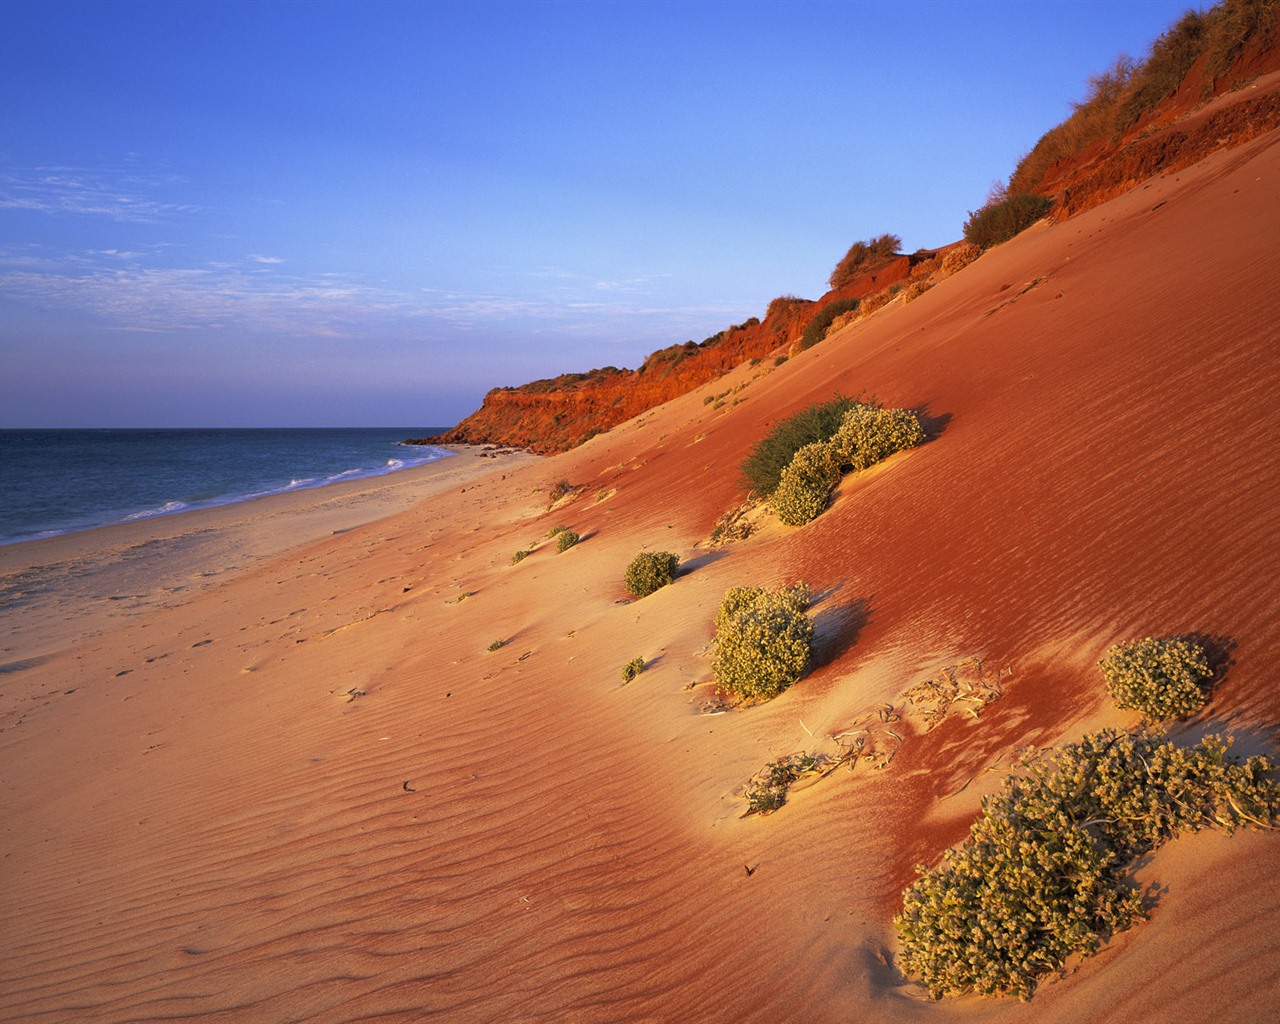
(963, 193, 1053, 250)
(796, 297, 861, 352)
(828, 233, 902, 291)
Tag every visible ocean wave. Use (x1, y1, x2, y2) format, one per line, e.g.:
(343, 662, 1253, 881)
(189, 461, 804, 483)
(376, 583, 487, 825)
(123, 500, 188, 521)
(1, 433, 456, 546)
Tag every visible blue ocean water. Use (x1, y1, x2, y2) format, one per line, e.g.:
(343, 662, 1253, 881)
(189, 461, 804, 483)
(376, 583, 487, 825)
(0, 428, 452, 546)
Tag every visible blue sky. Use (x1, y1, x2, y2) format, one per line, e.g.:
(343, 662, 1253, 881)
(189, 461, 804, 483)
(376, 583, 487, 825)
(2, 0, 1196, 427)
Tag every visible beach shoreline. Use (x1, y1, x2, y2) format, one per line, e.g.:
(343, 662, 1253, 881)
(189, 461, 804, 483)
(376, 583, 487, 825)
(0, 444, 537, 665)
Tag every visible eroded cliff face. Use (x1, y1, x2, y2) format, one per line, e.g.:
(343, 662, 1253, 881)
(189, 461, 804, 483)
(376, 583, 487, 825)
(437, 257, 917, 454)
(1032, 42, 1280, 217)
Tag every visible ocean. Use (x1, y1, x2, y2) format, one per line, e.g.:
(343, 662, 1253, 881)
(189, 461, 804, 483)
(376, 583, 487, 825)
(0, 427, 452, 546)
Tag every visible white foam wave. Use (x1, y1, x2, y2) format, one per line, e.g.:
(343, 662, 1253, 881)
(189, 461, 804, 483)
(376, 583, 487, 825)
(123, 500, 188, 521)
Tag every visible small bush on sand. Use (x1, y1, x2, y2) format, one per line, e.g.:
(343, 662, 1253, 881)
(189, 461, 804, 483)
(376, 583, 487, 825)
(511, 550, 530, 565)
(1099, 636, 1210, 722)
(767, 404, 924, 527)
(771, 442, 840, 526)
(830, 404, 925, 472)
(624, 550, 680, 597)
(896, 729, 1279, 1001)
(620, 657, 645, 683)
(487, 638, 507, 652)
(546, 524, 569, 538)
(555, 529, 580, 552)
(744, 752, 827, 814)
(963, 193, 1053, 250)
(548, 479, 574, 505)
(829, 233, 902, 290)
(714, 584, 813, 701)
(740, 395, 858, 497)
(796, 297, 861, 352)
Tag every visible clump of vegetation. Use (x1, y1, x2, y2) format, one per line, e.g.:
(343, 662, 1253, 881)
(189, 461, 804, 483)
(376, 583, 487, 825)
(764, 403, 925, 527)
(487, 638, 508, 652)
(624, 550, 680, 597)
(620, 657, 646, 683)
(511, 550, 530, 565)
(963, 192, 1053, 249)
(548, 479, 575, 505)
(1120, 11, 1208, 128)
(546, 524, 570, 538)
(765, 294, 810, 320)
(939, 241, 981, 275)
(829, 233, 902, 290)
(555, 529, 580, 552)
(1099, 636, 1211, 722)
(896, 729, 1280, 1001)
(713, 583, 814, 701)
(740, 394, 858, 497)
(771, 442, 840, 526)
(1007, 0, 1276, 199)
(744, 752, 828, 814)
(829, 403, 925, 471)
(796, 296, 861, 352)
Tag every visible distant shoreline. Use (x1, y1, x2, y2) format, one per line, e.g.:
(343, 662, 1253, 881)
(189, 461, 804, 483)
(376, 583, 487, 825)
(0, 444, 538, 662)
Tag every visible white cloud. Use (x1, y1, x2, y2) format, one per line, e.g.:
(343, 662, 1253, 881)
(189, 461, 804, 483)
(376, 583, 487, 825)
(249, 254, 285, 264)
(0, 165, 197, 223)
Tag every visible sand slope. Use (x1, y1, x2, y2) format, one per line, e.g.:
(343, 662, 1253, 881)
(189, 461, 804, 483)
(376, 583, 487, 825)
(2, 131, 1279, 1021)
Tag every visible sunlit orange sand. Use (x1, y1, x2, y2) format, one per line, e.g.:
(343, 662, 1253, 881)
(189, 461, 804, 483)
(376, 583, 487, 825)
(3, 120, 1279, 1022)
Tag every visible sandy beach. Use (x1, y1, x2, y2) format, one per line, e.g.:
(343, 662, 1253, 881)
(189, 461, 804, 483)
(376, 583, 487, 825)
(3, 126, 1279, 1023)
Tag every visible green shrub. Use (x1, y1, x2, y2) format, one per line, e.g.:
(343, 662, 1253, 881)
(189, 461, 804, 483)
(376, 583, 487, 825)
(713, 583, 813, 701)
(797, 297, 861, 352)
(740, 394, 858, 497)
(546, 524, 569, 538)
(1098, 636, 1210, 722)
(963, 193, 1053, 249)
(624, 550, 680, 597)
(620, 657, 645, 683)
(770, 442, 839, 526)
(896, 730, 1280, 1001)
(487, 638, 507, 652)
(548, 479, 574, 504)
(555, 529, 580, 552)
(829, 404, 925, 472)
(829, 233, 902, 290)
(511, 550, 530, 565)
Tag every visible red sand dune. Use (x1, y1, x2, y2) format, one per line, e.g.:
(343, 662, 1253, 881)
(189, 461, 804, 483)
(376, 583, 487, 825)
(3, 85, 1280, 1024)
